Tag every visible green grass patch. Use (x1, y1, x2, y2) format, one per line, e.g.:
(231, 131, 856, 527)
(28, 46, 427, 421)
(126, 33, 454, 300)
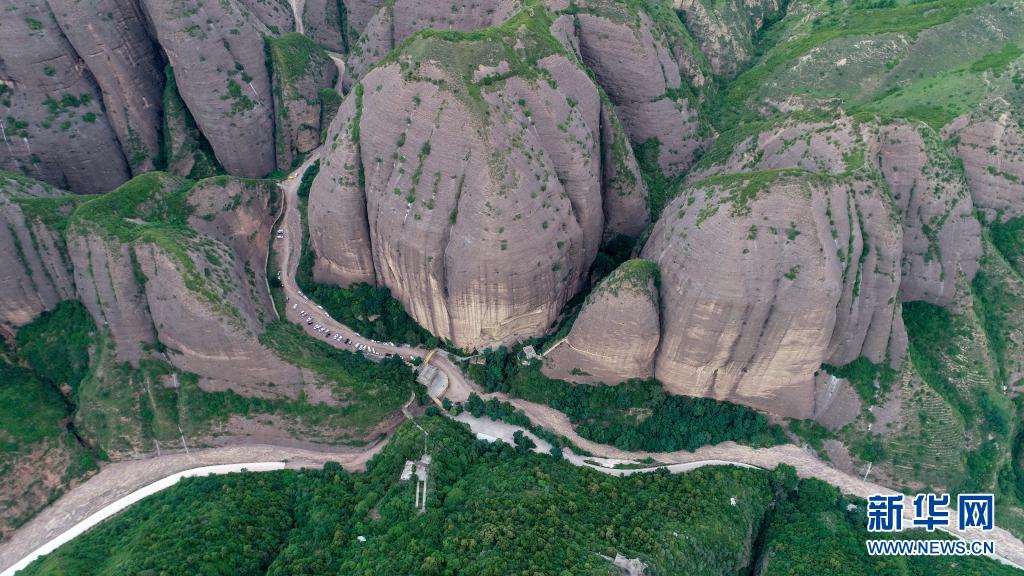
(821, 356, 896, 406)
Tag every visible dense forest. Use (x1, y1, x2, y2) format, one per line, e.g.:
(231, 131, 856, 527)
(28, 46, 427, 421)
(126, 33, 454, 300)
(465, 351, 785, 452)
(20, 416, 1018, 576)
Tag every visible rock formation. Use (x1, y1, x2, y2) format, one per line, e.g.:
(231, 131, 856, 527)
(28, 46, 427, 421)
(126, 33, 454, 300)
(641, 171, 902, 418)
(47, 0, 166, 175)
(161, 67, 223, 179)
(551, 0, 711, 177)
(268, 34, 339, 170)
(309, 15, 651, 349)
(239, 0, 295, 33)
(675, 0, 782, 77)
(0, 0, 132, 193)
(304, 0, 351, 52)
(346, 0, 523, 83)
(141, 0, 277, 178)
(947, 105, 1024, 220)
(692, 115, 981, 306)
(68, 173, 305, 390)
(0, 173, 78, 333)
(876, 123, 981, 305)
(542, 259, 660, 384)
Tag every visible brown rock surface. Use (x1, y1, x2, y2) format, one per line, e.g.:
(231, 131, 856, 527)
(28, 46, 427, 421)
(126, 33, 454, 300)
(563, 2, 709, 176)
(47, 0, 165, 175)
(948, 108, 1024, 220)
(269, 34, 339, 170)
(694, 115, 981, 306)
(675, 0, 782, 77)
(600, 100, 651, 238)
(304, 0, 353, 52)
(310, 23, 616, 349)
(876, 122, 981, 305)
(239, 0, 295, 33)
(0, 0, 131, 193)
(346, 0, 523, 83)
(641, 171, 901, 419)
(68, 173, 305, 389)
(542, 259, 660, 384)
(140, 0, 276, 178)
(0, 173, 78, 332)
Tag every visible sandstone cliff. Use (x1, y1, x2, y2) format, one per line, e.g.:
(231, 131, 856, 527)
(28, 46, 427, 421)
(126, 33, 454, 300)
(542, 259, 661, 384)
(47, 0, 165, 175)
(0, 0, 132, 193)
(240, 0, 295, 33)
(346, 0, 523, 84)
(304, 0, 351, 52)
(310, 14, 615, 349)
(68, 173, 306, 391)
(551, 0, 711, 177)
(675, 0, 782, 77)
(141, 0, 277, 177)
(161, 66, 223, 179)
(0, 173, 79, 333)
(693, 115, 981, 306)
(947, 103, 1024, 221)
(269, 34, 339, 170)
(641, 170, 902, 419)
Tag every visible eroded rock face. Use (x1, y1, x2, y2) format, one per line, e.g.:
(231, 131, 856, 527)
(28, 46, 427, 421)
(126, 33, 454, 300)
(141, 0, 276, 178)
(69, 174, 305, 389)
(342, 0, 387, 39)
(694, 115, 981, 306)
(642, 172, 901, 419)
(542, 259, 660, 384)
(0, 0, 131, 193)
(269, 34, 339, 170)
(346, 0, 523, 83)
(0, 174, 77, 332)
(947, 109, 1024, 220)
(675, 0, 782, 78)
(304, 0, 351, 52)
(239, 0, 295, 33)
(600, 100, 651, 238)
(557, 2, 709, 176)
(161, 67, 222, 179)
(311, 20, 622, 349)
(47, 0, 165, 175)
(876, 123, 981, 305)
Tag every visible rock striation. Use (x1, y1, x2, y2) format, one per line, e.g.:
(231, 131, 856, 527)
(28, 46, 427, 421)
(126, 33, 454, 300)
(947, 105, 1024, 221)
(641, 171, 902, 418)
(551, 0, 711, 177)
(0, 173, 78, 333)
(692, 115, 981, 306)
(304, 0, 350, 52)
(141, 0, 277, 178)
(268, 34, 339, 170)
(47, 0, 166, 175)
(0, 0, 132, 193)
(68, 173, 305, 389)
(346, 0, 523, 84)
(309, 14, 648, 349)
(542, 259, 661, 384)
(675, 0, 782, 78)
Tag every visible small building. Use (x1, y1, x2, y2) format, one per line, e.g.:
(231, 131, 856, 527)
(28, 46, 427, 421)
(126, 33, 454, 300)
(416, 363, 448, 399)
(522, 345, 538, 360)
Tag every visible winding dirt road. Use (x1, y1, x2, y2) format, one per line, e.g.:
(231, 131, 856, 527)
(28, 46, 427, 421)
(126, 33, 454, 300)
(4, 90, 1024, 572)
